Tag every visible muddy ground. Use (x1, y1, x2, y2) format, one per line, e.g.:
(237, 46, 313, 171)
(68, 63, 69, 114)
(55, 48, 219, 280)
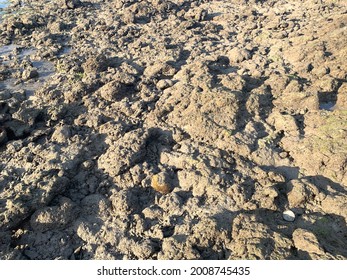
(0, 0, 346, 260)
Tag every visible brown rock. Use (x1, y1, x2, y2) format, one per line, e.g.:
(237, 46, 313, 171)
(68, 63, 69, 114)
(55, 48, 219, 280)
(151, 172, 174, 194)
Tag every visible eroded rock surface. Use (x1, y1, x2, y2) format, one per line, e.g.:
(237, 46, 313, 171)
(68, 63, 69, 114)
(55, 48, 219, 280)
(0, 0, 346, 260)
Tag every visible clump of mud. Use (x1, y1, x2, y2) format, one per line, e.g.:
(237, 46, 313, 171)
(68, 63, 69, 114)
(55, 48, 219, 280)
(0, 0, 346, 260)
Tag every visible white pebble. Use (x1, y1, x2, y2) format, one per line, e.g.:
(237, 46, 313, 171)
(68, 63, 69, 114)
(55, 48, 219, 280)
(283, 210, 295, 222)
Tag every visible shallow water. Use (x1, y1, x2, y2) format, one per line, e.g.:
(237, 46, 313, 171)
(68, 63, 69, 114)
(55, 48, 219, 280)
(0, 44, 55, 99)
(319, 102, 336, 111)
(0, 0, 9, 10)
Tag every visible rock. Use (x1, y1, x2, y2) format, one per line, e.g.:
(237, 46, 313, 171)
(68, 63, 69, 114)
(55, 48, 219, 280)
(123, 12, 135, 24)
(1, 176, 69, 230)
(151, 172, 174, 194)
(158, 237, 200, 260)
(283, 210, 295, 222)
(22, 68, 38, 80)
(281, 111, 347, 186)
(118, 238, 156, 259)
(144, 63, 164, 78)
(80, 194, 110, 216)
(292, 228, 325, 256)
(321, 195, 347, 220)
(13, 107, 42, 126)
(1, 0, 347, 261)
(312, 66, 330, 78)
(4, 120, 30, 138)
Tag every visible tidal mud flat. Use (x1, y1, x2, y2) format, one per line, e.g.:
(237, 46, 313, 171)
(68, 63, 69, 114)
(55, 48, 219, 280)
(0, 0, 346, 260)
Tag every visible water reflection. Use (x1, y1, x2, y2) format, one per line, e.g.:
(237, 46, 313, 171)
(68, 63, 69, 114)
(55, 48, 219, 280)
(0, 0, 9, 9)
(0, 44, 55, 99)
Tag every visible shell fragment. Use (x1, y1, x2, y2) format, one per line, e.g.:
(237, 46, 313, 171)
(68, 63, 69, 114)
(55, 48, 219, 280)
(283, 210, 296, 222)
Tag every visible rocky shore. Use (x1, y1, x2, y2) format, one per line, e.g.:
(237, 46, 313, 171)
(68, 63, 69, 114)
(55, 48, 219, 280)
(0, 0, 346, 259)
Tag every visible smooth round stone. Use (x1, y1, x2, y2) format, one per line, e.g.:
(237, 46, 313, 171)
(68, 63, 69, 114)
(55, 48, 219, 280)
(283, 210, 296, 222)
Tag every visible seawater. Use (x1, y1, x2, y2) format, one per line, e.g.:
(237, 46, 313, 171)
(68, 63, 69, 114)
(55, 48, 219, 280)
(0, 0, 9, 9)
(0, 0, 9, 18)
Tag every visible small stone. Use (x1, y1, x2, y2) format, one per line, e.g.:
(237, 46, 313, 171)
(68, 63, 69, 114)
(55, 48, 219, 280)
(82, 160, 93, 169)
(151, 172, 174, 195)
(283, 210, 295, 222)
(279, 151, 288, 158)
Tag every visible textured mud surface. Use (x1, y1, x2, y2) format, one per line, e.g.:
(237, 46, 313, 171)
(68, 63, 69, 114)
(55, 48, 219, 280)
(0, 0, 346, 260)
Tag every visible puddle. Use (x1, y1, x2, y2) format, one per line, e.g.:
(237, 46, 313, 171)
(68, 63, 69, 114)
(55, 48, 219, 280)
(319, 102, 335, 111)
(318, 91, 337, 111)
(58, 47, 72, 57)
(0, 0, 9, 9)
(0, 44, 55, 99)
(0, 44, 35, 60)
(0, 0, 9, 17)
(0, 44, 19, 56)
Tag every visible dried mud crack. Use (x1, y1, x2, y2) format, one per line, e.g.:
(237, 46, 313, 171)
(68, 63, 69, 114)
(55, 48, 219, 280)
(0, 0, 346, 260)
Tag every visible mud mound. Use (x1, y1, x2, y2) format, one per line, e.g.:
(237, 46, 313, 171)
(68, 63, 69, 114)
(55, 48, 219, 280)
(0, 0, 346, 260)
